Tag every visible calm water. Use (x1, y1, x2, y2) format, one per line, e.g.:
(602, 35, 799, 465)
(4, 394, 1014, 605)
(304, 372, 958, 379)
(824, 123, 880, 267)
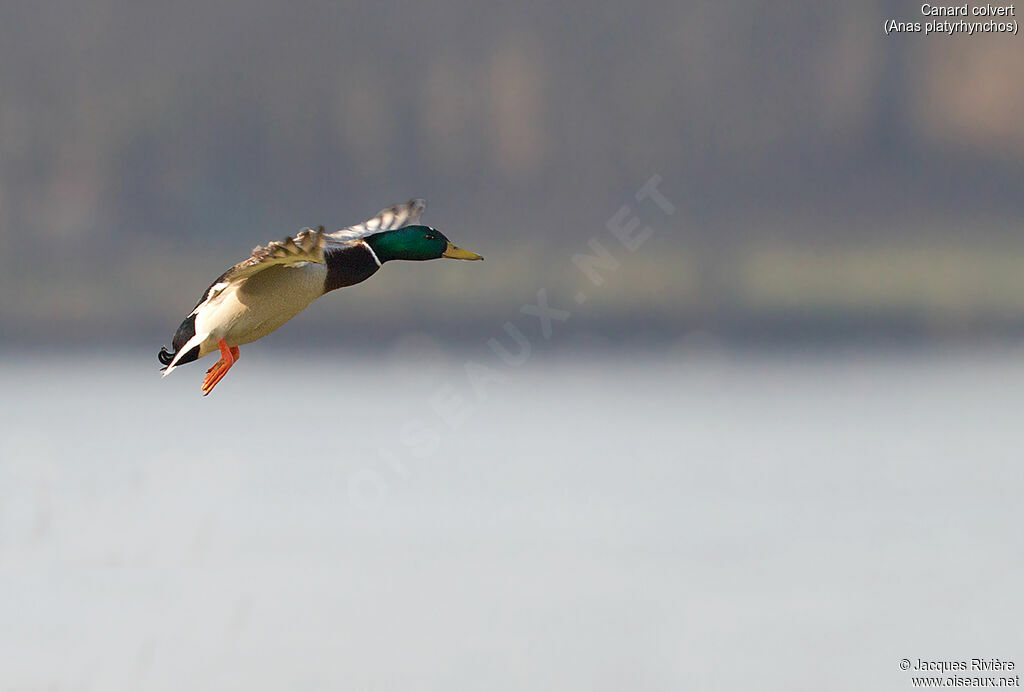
(2, 348, 1023, 690)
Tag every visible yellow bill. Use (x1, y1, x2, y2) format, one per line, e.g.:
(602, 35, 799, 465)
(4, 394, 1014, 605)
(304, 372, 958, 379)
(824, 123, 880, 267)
(442, 241, 484, 261)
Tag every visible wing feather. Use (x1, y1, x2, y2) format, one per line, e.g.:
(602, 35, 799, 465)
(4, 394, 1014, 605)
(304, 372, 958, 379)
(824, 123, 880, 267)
(328, 199, 427, 243)
(189, 226, 327, 314)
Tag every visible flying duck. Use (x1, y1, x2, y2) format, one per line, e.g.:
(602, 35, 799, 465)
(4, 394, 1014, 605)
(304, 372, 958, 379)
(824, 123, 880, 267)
(158, 199, 482, 395)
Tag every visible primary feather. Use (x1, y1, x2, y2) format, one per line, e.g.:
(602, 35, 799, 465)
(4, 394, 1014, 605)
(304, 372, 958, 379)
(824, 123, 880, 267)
(329, 198, 427, 242)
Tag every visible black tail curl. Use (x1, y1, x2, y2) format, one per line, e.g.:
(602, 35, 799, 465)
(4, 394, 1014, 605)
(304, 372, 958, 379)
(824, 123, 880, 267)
(158, 346, 175, 367)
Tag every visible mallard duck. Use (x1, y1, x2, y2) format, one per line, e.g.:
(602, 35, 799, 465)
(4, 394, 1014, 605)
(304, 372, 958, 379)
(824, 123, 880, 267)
(158, 199, 482, 395)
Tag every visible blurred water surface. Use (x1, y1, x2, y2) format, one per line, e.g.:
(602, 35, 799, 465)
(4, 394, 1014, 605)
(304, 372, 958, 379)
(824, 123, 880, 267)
(1, 348, 1023, 690)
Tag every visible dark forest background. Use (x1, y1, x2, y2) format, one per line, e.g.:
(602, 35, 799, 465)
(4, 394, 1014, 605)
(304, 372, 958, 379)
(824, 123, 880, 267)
(3, 0, 1024, 348)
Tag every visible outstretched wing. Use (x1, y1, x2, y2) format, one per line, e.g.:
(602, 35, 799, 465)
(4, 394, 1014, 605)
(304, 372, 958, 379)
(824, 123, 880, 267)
(329, 198, 427, 244)
(189, 225, 327, 314)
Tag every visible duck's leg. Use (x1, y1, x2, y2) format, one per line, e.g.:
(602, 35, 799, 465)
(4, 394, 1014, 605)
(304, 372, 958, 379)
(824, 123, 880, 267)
(201, 339, 241, 396)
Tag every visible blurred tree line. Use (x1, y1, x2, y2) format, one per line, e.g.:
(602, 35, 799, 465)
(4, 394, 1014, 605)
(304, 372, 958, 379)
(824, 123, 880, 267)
(2, 0, 1024, 344)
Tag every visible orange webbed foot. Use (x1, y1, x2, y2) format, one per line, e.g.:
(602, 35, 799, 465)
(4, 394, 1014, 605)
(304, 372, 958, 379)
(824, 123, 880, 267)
(201, 339, 240, 396)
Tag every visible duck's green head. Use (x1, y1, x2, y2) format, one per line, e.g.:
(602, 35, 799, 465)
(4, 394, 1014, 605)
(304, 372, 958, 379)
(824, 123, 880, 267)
(365, 225, 483, 263)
